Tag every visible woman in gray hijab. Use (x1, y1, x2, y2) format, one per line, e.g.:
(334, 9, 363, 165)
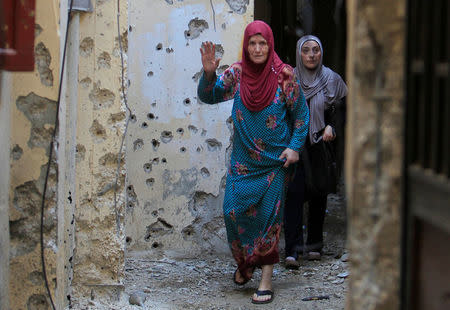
(284, 35, 347, 268)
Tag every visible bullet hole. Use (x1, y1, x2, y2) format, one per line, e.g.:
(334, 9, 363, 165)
(176, 128, 184, 134)
(166, 47, 174, 53)
(97, 51, 111, 69)
(214, 44, 225, 59)
(184, 98, 191, 105)
(27, 294, 49, 309)
(201, 129, 207, 136)
(147, 113, 155, 120)
(192, 70, 203, 82)
(127, 201, 134, 208)
(201, 167, 210, 177)
(156, 43, 163, 50)
(217, 64, 230, 75)
(196, 146, 202, 152)
(130, 114, 137, 123)
(11, 144, 23, 160)
(35, 24, 43, 38)
(129, 25, 132, 32)
(151, 210, 158, 217)
(133, 139, 144, 151)
(141, 122, 148, 128)
(152, 242, 160, 248)
(79, 77, 92, 88)
(147, 71, 154, 77)
(184, 18, 209, 40)
(128, 79, 131, 87)
(206, 138, 222, 151)
(151, 101, 157, 107)
(89, 120, 107, 142)
(152, 139, 160, 150)
(221, 23, 226, 30)
(89, 83, 115, 110)
(143, 163, 152, 173)
(180, 147, 187, 153)
(182, 225, 195, 239)
(35, 42, 53, 86)
(146, 178, 155, 187)
(68, 191, 72, 204)
(165, 0, 173, 4)
(109, 112, 126, 123)
(188, 125, 198, 134)
(127, 185, 133, 193)
(80, 37, 94, 57)
(161, 131, 173, 143)
(162, 158, 167, 163)
(152, 157, 160, 164)
(126, 236, 132, 243)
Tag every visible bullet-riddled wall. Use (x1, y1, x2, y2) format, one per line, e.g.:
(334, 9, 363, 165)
(5, 1, 61, 309)
(125, 0, 253, 256)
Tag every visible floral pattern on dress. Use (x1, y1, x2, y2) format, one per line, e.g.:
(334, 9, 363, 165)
(236, 109, 244, 122)
(234, 162, 249, 175)
(295, 119, 305, 128)
(248, 148, 261, 161)
(246, 205, 257, 217)
(266, 115, 277, 129)
(254, 138, 266, 151)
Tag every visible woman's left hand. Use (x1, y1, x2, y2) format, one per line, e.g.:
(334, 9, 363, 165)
(279, 148, 299, 168)
(322, 125, 336, 142)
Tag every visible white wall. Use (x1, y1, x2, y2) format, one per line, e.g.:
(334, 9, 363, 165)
(126, 0, 254, 256)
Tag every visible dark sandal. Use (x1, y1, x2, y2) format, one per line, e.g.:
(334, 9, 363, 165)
(251, 290, 274, 304)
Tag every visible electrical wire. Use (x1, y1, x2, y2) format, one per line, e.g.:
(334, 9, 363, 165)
(113, 0, 132, 237)
(40, 2, 74, 309)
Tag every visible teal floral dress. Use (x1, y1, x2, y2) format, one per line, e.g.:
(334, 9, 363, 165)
(197, 65, 309, 279)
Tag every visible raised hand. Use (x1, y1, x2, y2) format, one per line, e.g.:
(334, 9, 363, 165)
(200, 41, 221, 80)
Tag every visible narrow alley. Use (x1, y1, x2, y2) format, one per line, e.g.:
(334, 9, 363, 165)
(71, 193, 348, 309)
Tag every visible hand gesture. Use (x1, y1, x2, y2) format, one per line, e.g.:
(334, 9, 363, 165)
(200, 41, 221, 80)
(279, 148, 299, 168)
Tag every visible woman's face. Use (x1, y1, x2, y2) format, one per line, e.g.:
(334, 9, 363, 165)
(247, 34, 269, 64)
(301, 40, 321, 70)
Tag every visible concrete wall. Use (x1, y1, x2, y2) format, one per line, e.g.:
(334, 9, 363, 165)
(6, 1, 61, 308)
(345, 0, 405, 309)
(70, 0, 128, 304)
(125, 0, 254, 257)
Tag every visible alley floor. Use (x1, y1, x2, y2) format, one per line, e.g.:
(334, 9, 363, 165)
(72, 194, 347, 310)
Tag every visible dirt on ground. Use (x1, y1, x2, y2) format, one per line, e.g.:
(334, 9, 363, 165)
(72, 193, 348, 310)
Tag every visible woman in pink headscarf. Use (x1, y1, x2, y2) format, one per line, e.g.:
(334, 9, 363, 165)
(198, 20, 309, 304)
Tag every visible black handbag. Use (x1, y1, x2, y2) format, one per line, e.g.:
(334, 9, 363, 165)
(302, 139, 338, 196)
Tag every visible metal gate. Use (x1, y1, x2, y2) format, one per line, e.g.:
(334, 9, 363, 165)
(404, 0, 450, 309)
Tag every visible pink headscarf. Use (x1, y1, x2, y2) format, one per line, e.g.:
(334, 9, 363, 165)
(238, 20, 287, 112)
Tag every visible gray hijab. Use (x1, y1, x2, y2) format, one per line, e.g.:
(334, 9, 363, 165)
(294, 35, 348, 144)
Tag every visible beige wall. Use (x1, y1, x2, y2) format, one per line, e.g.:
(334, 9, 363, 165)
(125, 0, 254, 257)
(7, 0, 61, 308)
(71, 0, 128, 303)
(345, 0, 405, 309)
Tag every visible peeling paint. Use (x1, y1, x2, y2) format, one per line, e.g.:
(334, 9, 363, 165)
(80, 37, 94, 57)
(79, 77, 92, 88)
(16, 93, 57, 151)
(11, 144, 23, 160)
(97, 51, 111, 69)
(89, 83, 115, 110)
(75, 144, 86, 162)
(226, 0, 249, 14)
(184, 18, 209, 40)
(35, 42, 54, 87)
(89, 120, 107, 142)
(205, 138, 222, 151)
